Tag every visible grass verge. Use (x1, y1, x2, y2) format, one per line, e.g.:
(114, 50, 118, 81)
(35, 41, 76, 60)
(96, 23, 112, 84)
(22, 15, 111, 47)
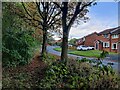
(54, 47, 117, 58)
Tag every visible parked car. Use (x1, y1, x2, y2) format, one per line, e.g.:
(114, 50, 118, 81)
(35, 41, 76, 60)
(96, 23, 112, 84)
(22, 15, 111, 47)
(77, 45, 88, 51)
(87, 46, 94, 50)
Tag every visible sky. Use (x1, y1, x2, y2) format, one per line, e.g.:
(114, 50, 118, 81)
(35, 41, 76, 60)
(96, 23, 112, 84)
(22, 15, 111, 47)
(69, 2, 118, 39)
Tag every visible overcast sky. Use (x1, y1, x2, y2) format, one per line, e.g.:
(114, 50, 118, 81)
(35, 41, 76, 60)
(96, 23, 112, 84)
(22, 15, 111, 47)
(69, 2, 118, 39)
(53, 2, 118, 40)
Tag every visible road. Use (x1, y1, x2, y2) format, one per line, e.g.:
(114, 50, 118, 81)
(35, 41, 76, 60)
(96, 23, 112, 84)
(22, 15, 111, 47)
(47, 46, 120, 72)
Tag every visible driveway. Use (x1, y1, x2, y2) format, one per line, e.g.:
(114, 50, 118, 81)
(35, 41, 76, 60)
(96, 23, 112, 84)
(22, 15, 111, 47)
(47, 46, 120, 72)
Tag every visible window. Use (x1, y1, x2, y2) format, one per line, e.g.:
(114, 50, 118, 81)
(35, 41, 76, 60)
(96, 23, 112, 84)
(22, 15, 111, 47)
(103, 34, 109, 38)
(112, 43, 117, 49)
(103, 42, 109, 47)
(112, 34, 119, 39)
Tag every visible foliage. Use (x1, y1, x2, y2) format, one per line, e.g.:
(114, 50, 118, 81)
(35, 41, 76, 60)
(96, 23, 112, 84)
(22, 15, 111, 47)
(2, 53, 120, 89)
(2, 53, 58, 88)
(2, 30, 38, 67)
(68, 46, 76, 50)
(39, 58, 119, 89)
(98, 50, 109, 60)
(2, 72, 32, 88)
(2, 3, 39, 67)
(20, 2, 62, 57)
(69, 38, 77, 46)
(55, 42, 62, 46)
(47, 33, 55, 45)
(42, 53, 57, 65)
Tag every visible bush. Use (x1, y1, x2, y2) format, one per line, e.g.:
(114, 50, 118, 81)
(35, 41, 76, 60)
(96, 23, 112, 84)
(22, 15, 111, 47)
(68, 46, 76, 50)
(42, 53, 57, 65)
(39, 58, 119, 89)
(2, 3, 40, 67)
(2, 29, 39, 67)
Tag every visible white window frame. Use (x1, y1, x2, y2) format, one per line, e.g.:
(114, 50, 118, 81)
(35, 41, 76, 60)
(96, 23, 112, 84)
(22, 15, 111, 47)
(103, 42, 109, 48)
(112, 34, 119, 39)
(103, 34, 109, 38)
(112, 43, 118, 49)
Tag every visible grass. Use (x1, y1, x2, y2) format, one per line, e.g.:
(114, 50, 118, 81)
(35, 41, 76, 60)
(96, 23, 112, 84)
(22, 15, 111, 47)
(69, 50, 101, 58)
(54, 47, 117, 58)
(53, 47, 61, 51)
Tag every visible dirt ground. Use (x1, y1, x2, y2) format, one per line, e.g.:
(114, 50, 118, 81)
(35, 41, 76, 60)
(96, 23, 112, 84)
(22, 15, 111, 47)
(2, 50, 61, 89)
(2, 52, 48, 88)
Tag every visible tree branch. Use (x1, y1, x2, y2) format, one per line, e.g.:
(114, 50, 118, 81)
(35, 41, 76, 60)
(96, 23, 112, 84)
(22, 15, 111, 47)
(49, 18, 61, 28)
(48, 10, 61, 27)
(67, 2, 93, 31)
(53, 2, 62, 10)
(47, 5, 56, 23)
(23, 17, 43, 30)
(36, 2, 44, 20)
(21, 2, 43, 26)
(21, 2, 32, 18)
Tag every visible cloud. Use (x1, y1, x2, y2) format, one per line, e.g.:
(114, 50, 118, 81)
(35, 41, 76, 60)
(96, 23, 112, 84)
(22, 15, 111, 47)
(69, 15, 118, 39)
(52, 35, 61, 40)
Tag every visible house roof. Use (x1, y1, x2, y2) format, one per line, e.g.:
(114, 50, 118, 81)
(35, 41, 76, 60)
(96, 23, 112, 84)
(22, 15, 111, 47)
(85, 32, 97, 37)
(110, 26, 120, 34)
(98, 26, 120, 35)
(78, 32, 97, 40)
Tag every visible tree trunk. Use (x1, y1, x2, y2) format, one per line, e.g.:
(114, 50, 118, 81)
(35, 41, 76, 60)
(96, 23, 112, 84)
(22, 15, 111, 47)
(41, 8, 47, 58)
(61, 28, 69, 62)
(61, 2, 68, 63)
(41, 28, 47, 57)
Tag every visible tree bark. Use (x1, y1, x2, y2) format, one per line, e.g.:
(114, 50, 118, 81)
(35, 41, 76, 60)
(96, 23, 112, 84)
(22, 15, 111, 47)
(61, 2, 68, 62)
(41, 29, 47, 57)
(61, 30, 69, 62)
(41, 5, 48, 58)
(41, 12, 47, 58)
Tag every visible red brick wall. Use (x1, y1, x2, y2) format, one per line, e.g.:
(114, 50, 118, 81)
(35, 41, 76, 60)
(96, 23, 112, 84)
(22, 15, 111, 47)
(102, 47, 110, 52)
(97, 34, 120, 53)
(84, 33, 98, 46)
(99, 43, 103, 50)
(95, 35, 110, 52)
(96, 34, 110, 42)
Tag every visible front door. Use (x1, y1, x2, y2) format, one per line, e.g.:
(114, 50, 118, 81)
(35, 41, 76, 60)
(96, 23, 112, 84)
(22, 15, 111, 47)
(95, 43, 99, 50)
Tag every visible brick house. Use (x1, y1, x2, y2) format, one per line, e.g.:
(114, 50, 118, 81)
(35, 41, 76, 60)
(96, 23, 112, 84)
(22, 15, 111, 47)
(94, 26, 120, 53)
(76, 26, 120, 53)
(76, 32, 98, 47)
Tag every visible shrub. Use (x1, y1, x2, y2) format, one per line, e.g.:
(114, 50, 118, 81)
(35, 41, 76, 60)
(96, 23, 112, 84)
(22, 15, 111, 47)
(2, 3, 40, 67)
(42, 53, 57, 65)
(39, 58, 119, 89)
(2, 29, 39, 67)
(68, 46, 76, 50)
